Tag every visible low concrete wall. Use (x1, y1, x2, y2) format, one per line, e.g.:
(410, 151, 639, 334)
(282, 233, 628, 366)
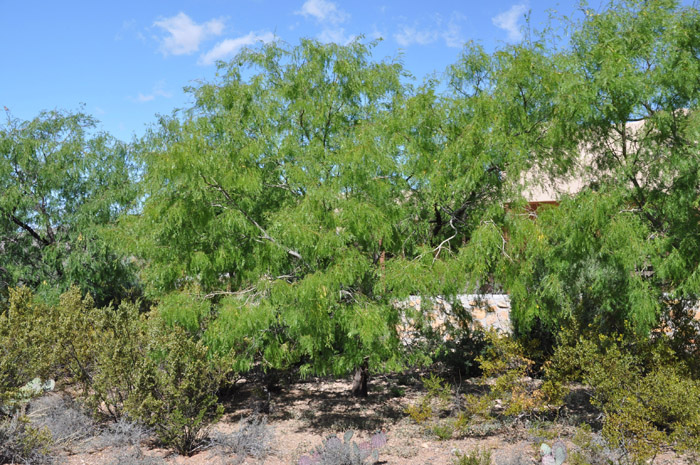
(397, 294, 512, 344)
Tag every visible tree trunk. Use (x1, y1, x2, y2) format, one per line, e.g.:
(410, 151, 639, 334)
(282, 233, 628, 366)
(351, 360, 369, 397)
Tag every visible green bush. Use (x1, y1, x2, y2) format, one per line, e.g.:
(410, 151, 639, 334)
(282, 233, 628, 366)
(452, 447, 492, 465)
(124, 322, 224, 455)
(547, 332, 700, 464)
(475, 331, 543, 417)
(0, 287, 54, 405)
(0, 286, 101, 400)
(86, 300, 150, 420)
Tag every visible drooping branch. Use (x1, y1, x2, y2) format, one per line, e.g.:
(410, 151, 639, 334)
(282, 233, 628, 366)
(200, 174, 306, 263)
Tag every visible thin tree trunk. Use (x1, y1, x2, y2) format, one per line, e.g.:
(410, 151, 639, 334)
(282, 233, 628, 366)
(351, 359, 369, 397)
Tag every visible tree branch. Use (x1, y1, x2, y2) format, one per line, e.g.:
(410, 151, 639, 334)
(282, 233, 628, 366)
(3, 208, 51, 246)
(200, 174, 306, 263)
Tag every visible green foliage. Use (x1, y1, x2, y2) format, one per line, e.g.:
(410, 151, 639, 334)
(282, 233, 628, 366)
(452, 447, 492, 465)
(456, 0, 700, 340)
(124, 323, 224, 455)
(405, 374, 451, 427)
(1, 286, 225, 456)
(547, 332, 700, 464)
(130, 38, 440, 381)
(475, 331, 542, 417)
(1, 285, 102, 405)
(157, 290, 211, 336)
(431, 422, 454, 441)
(0, 109, 139, 307)
(0, 287, 51, 404)
(86, 299, 151, 420)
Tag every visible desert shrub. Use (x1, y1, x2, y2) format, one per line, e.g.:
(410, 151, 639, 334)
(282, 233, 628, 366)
(452, 447, 492, 465)
(26, 394, 96, 446)
(0, 287, 55, 405)
(124, 323, 224, 455)
(298, 430, 387, 465)
(405, 374, 452, 425)
(434, 324, 489, 378)
(0, 286, 102, 404)
(568, 424, 616, 465)
(547, 332, 700, 464)
(476, 330, 542, 417)
(208, 415, 274, 464)
(48, 286, 102, 386)
(0, 413, 54, 465)
(91, 417, 150, 450)
(405, 374, 465, 439)
(431, 421, 454, 440)
(86, 300, 150, 420)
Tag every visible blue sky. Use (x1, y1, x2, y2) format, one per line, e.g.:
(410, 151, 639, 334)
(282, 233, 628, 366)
(1, 0, 580, 141)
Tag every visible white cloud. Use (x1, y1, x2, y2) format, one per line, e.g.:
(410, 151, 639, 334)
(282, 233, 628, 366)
(394, 13, 466, 48)
(369, 25, 384, 41)
(394, 26, 438, 47)
(296, 0, 349, 25)
(131, 80, 173, 103)
(199, 31, 276, 65)
(153, 12, 225, 56)
(318, 28, 356, 44)
(443, 13, 465, 48)
(296, 0, 352, 44)
(136, 93, 155, 103)
(492, 3, 528, 42)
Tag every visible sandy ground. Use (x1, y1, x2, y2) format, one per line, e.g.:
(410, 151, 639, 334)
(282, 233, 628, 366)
(51, 374, 688, 465)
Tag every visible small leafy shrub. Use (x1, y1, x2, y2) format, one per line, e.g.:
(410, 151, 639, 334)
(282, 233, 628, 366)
(431, 421, 454, 440)
(0, 286, 102, 401)
(569, 424, 615, 465)
(0, 287, 55, 405)
(423, 374, 453, 405)
(125, 323, 224, 456)
(49, 286, 102, 387)
(404, 398, 433, 424)
(453, 447, 492, 465)
(476, 330, 541, 416)
(209, 415, 274, 464)
(298, 430, 387, 465)
(547, 332, 700, 464)
(435, 326, 488, 378)
(86, 300, 150, 420)
(405, 374, 451, 425)
(0, 413, 54, 465)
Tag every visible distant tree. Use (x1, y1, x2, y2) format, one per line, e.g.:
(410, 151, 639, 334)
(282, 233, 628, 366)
(0, 109, 138, 307)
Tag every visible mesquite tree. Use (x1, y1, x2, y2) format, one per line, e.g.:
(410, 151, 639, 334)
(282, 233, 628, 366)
(128, 40, 448, 394)
(455, 0, 700, 338)
(0, 109, 138, 307)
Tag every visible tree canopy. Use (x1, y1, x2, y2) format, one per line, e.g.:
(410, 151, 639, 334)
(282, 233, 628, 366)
(3, 0, 700, 383)
(0, 109, 138, 306)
